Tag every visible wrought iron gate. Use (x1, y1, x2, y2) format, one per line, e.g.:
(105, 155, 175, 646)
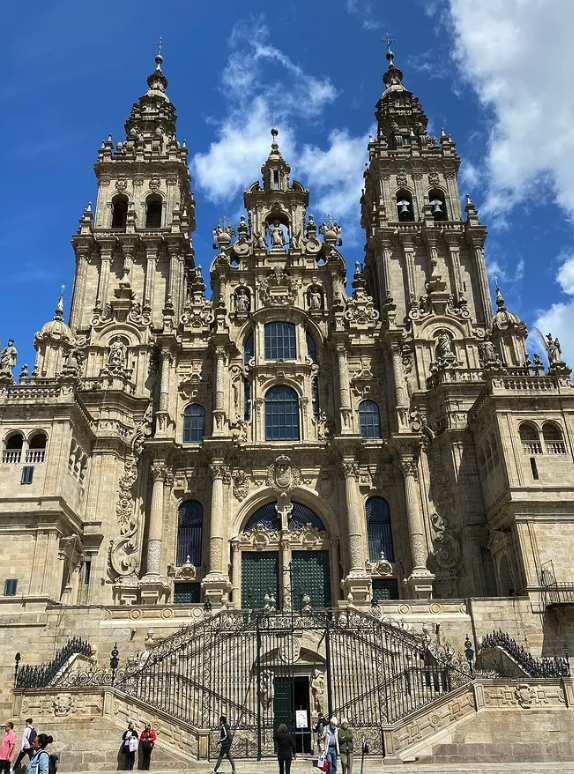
(115, 609, 471, 758)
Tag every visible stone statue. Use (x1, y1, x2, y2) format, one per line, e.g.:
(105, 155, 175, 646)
(290, 229, 301, 250)
(546, 333, 562, 364)
(479, 334, 500, 366)
(436, 331, 455, 365)
(309, 287, 322, 310)
(269, 221, 285, 248)
(108, 338, 127, 368)
(311, 668, 325, 713)
(260, 669, 275, 710)
(254, 231, 267, 250)
(235, 288, 250, 313)
(0, 339, 17, 376)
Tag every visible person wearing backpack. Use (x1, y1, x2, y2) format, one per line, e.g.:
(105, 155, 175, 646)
(211, 715, 236, 774)
(27, 733, 55, 774)
(12, 718, 35, 772)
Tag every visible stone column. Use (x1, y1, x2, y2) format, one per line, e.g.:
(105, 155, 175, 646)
(400, 456, 434, 598)
(213, 347, 226, 435)
(336, 344, 353, 433)
(341, 460, 370, 602)
(95, 246, 113, 311)
(145, 464, 165, 576)
(70, 247, 89, 330)
(400, 234, 417, 307)
(391, 345, 408, 429)
(208, 462, 225, 576)
(380, 239, 392, 300)
(143, 240, 160, 313)
(203, 461, 232, 605)
(469, 238, 493, 324)
(445, 233, 463, 304)
(167, 244, 179, 307)
(156, 350, 172, 435)
(231, 540, 241, 606)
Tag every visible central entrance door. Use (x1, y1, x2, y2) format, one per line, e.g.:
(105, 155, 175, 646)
(242, 551, 279, 609)
(292, 550, 331, 609)
(273, 676, 312, 754)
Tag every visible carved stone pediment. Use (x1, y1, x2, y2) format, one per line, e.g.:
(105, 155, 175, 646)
(239, 525, 280, 549)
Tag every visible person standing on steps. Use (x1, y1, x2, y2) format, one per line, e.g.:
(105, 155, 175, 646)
(274, 723, 296, 774)
(338, 719, 354, 774)
(122, 722, 138, 771)
(321, 717, 339, 774)
(212, 715, 236, 774)
(12, 718, 35, 772)
(26, 733, 53, 774)
(140, 723, 156, 771)
(0, 723, 16, 774)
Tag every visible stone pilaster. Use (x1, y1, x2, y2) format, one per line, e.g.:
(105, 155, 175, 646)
(340, 459, 370, 603)
(336, 345, 353, 433)
(212, 348, 226, 435)
(203, 461, 232, 605)
(399, 456, 434, 599)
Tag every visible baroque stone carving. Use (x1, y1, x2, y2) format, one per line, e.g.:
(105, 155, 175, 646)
(430, 512, 461, 570)
(258, 267, 299, 307)
(0, 339, 17, 380)
(311, 668, 326, 712)
(167, 558, 197, 580)
(52, 693, 74, 717)
(232, 469, 249, 501)
(267, 455, 300, 494)
(260, 669, 275, 709)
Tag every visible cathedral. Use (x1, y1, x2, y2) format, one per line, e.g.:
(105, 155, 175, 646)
(2, 46, 574, 767)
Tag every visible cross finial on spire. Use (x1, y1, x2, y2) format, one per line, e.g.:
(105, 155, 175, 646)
(384, 32, 394, 51)
(154, 36, 167, 56)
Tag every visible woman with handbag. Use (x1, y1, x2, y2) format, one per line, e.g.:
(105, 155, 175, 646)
(122, 722, 139, 771)
(140, 723, 156, 770)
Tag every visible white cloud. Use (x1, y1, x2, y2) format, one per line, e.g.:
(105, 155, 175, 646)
(346, 0, 383, 31)
(534, 254, 574, 364)
(447, 0, 574, 219)
(193, 18, 367, 241)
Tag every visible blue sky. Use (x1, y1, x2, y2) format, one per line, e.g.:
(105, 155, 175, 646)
(3, 0, 574, 369)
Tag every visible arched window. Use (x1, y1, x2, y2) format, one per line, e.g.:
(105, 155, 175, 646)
(245, 501, 281, 532)
(428, 189, 447, 220)
(359, 400, 382, 439)
(366, 497, 394, 561)
(265, 385, 300, 441)
(244, 379, 251, 421)
(27, 432, 47, 463)
(543, 422, 566, 454)
(289, 502, 325, 531)
(519, 423, 542, 454)
(183, 404, 205, 443)
(244, 333, 254, 366)
(264, 322, 296, 360)
(312, 378, 320, 421)
(396, 190, 414, 221)
(3, 433, 23, 464)
(306, 332, 317, 364)
(145, 195, 162, 228)
(111, 196, 128, 229)
(176, 500, 203, 566)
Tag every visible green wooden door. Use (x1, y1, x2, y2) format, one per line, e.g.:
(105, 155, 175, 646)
(372, 578, 399, 601)
(292, 550, 331, 609)
(241, 551, 279, 609)
(273, 677, 294, 730)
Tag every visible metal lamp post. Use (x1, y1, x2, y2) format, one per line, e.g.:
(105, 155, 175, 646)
(110, 643, 119, 686)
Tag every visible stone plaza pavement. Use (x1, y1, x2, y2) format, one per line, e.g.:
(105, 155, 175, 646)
(73, 763, 574, 774)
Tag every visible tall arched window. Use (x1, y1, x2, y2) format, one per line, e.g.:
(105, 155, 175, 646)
(3, 433, 23, 464)
(519, 423, 541, 454)
(264, 322, 296, 360)
(366, 497, 394, 561)
(176, 500, 203, 566)
(111, 195, 128, 229)
(145, 195, 162, 228)
(306, 332, 317, 364)
(428, 189, 447, 220)
(244, 333, 254, 366)
(183, 404, 205, 443)
(265, 385, 300, 441)
(543, 422, 566, 454)
(359, 400, 382, 439)
(396, 190, 414, 221)
(312, 378, 320, 421)
(27, 432, 47, 463)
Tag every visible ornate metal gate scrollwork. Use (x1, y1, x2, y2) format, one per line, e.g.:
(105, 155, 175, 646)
(112, 609, 472, 758)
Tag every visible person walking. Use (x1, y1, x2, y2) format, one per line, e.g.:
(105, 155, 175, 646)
(12, 718, 35, 772)
(274, 724, 296, 774)
(321, 717, 339, 774)
(212, 715, 236, 774)
(0, 723, 16, 774)
(140, 723, 156, 771)
(26, 733, 53, 774)
(121, 722, 138, 771)
(313, 712, 328, 753)
(338, 719, 354, 774)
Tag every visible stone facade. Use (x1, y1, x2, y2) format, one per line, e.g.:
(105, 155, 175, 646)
(1, 47, 574, 728)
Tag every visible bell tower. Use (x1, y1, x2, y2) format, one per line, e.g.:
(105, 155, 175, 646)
(69, 52, 195, 338)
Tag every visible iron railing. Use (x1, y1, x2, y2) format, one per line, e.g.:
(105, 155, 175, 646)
(15, 637, 93, 689)
(480, 630, 570, 677)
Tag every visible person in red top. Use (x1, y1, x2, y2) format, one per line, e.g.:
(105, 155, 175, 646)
(0, 723, 16, 774)
(140, 723, 156, 771)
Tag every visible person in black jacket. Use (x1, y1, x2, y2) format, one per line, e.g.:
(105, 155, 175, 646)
(313, 712, 328, 752)
(274, 723, 296, 774)
(212, 715, 236, 774)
